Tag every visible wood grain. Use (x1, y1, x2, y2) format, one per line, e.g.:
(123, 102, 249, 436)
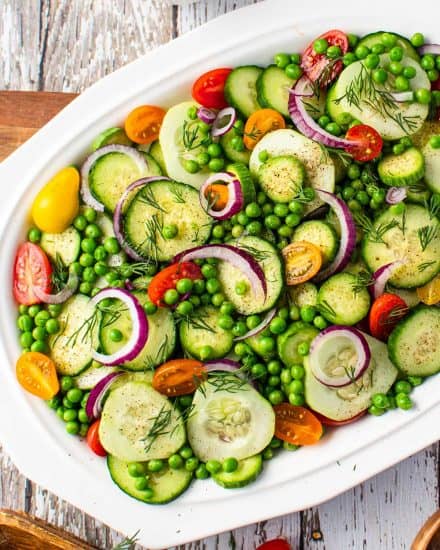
(0, 1, 439, 549)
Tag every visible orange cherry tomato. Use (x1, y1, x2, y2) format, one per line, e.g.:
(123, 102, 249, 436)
(274, 403, 323, 446)
(152, 359, 206, 397)
(147, 261, 202, 307)
(301, 30, 349, 84)
(281, 241, 322, 285)
(192, 68, 232, 109)
(243, 109, 286, 150)
(204, 183, 229, 210)
(369, 293, 408, 341)
(87, 420, 107, 457)
(124, 105, 166, 144)
(16, 352, 59, 400)
(345, 124, 383, 162)
(257, 539, 292, 550)
(417, 274, 440, 305)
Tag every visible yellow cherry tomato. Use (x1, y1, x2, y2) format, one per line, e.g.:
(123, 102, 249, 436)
(31, 166, 80, 233)
(16, 352, 59, 400)
(417, 274, 440, 305)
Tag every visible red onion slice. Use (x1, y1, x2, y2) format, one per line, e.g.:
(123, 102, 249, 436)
(386, 187, 407, 204)
(90, 288, 149, 365)
(199, 173, 244, 220)
(234, 307, 277, 341)
(85, 372, 124, 419)
(309, 326, 371, 388)
(204, 359, 241, 373)
(371, 260, 404, 299)
(113, 176, 171, 261)
(418, 44, 440, 56)
(81, 145, 148, 212)
(33, 271, 79, 304)
(197, 107, 217, 124)
(211, 107, 236, 137)
(175, 244, 267, 299)
(389, 91, 414, 103)
(313, 189, 357, 282)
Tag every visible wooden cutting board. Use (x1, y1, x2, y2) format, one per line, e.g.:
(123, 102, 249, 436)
(0, 91, 77, 162)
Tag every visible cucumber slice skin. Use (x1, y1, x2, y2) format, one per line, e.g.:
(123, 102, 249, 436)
(362, 204, 440, 288)
(179, 305, 233, 360)
(317, 273, 371, 326)
(226, 162, 256, 205)
(406, 184, 431, 205)
(357, 32, 420, 61)
(213, 455, 263, 489)
(221, 131, 251, 164)
(91, 127, 132, 151)
(304, 332, 398, 421)
(256, 65, 295, 118)
(217, 236, 284, 315)
(277, 323, 319, 367)
(292, 220, 338, 264)
(378, 147, 425, 187)
(107, 455, 193, 504)
(388, 305, 440, 377)
(224, 66, 263, 118)
(74, 362, 120, 390)
(423, 141, 440, 193)
(148, 140, 167, 174)
(40, 227, 81, 266)
(258, 155, 305, 203)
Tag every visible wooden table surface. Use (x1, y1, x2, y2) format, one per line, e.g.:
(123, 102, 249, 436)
(0, 1, 439, 549)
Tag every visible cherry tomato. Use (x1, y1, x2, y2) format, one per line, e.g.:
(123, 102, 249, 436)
(417, 274, 440, 305)
(16, 352, 59, 400)
(153, 359, 206, 397)
(301, 30, 349, 84)
(281, 241, 322, 285)
(243, 109, 286, 150)
(313, 410, 366, 426)
(192, 68, 232, 109)
(147, 261, 202, 306)
(88, 420, 107, 457)
(204, 183, 229, 210)
(345, 124, 383, 162)
(124, 105, 166, 144)
(256, 539, 292, 550)
(13, 243, 52, 305)
(274, 403, 323, 445)
(369, 293, 408, 341)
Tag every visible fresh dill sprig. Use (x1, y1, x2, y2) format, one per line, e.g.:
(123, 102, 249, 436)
(424, 194, 440, 220)
(293, 184, 315, 204)
(182, 120, 210, 151)
(142, 335, 169, 371)
(138, 186, 167, 213)
(142, 213, 164, 261)
(353, 212, 399, 244)
(237, 242, 271, 262)
(207, 372, 248, 394)
(179, 313, 216, 334)
(191, 222, 212, 243)
(351, 270, 374, 295)
(112, 531, 140, 550)
(343, 365, 357, 384)
(243, 123, 262, 142)
(141, 405, 173, 453)
(325, 145, 353, 167)
(116, 261, 156, 278)
(418, 260, 436, 272)
(51, 253, 69, 292)
(317, 300, 336, 320)
(380, 304, 409, 326)
(302, 100, 321, 117)
(66, 310, 100, 347)
(169, 182, 186, 204)
(417, 225, 439, 251)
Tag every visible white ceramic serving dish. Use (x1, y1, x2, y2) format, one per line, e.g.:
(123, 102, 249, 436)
(0, 0, 439, 547)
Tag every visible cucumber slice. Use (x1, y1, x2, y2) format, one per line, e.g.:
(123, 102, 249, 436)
(140, 152, 163, 176)
(326, 83, 345, 123)
(362, 204, 440, 288)
(48, 295, 97, 376)
(74, 362, 120, 390)
(224, 66, 263, 118)
(249, 129, 335, 214)
(317, 273, 371, 325)
(217, 236, 284, 315)
(292, 220, 338, 264)
(406, 183, 431, 205)
(256, 65, 295, 117)
(226, 162, 256, 205)
(212, 455, 263, 488)
(187, 380, 275, 462)
(221, 130, 251, 164)
(107, 455, 192, 504)
(304, 332, 398, 421)
(277, 322, 319, 367)
(91, 127, 132, 151)
(94, 212, 127, 267)
(378, 147, 425, 186)
(40, 227, 81, 266)
(422, 140, 440, 193)
(124, 180, 212, 261)
(159, 101, 210, 189)
(100, 292, 176, 371)
(388, 305, 440, 377)
(148, 141, 167, 175)
(288, 282, 318, 308)
(258, 155, 305, 203)
(389, 286, 420, 308)
(110, 370, 154, 391)
(357, 32, 420, 61)
(179, 305, 233, 360)
(331, 152, 348, 184)
(99, 381, 185, 462)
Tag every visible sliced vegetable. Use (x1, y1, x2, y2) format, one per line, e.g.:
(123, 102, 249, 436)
(40, 226, 81, 266)
(16, 352, 59, 400)
(292, 220, 338, 265)
(417, 273, 440, 305)
(211, 107, 236, 137)
(371, 260, 405, 299)
(234, 308, 277, 341)
(33, 270, 78, 305)
(369, 293, 409, 341)
(197, 106, 217, 124)
(313, 410, 366, 427)
(378, 147, 425, 186)
(91, 127, 132, 151)
(243, 108, 286, 150)
(86, 420, 107, 456)
(192, 68, 232, 109)
(85, 372, 124, 419)
(301, 29, 349, 84)
(199, 172, 244, 220)
(282, 241, 322, 285)
(13, 243, 52, 306)
(147, 261, 202, 307)
(258, 155, 305, 203)
(274, 403, 323, 445)
(224, 66, 263, 118)
(212, 455, 263, 489)
(345, 124, 383, 162)
(277, 322, 319, 367)
(152, 359, 205, 397)
(386, 187, 407, 204)
(124, 105, 166, 145)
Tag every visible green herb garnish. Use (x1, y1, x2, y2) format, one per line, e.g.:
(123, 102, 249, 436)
(417, 224, 438, 251)
(112, 531, 140, 550)
(418, 260, 436, 272)
(353, 212, 399, 244)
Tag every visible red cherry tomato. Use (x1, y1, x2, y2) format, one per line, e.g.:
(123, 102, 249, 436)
(369, 293, 408, 341)
(345, 124, 383, 162)
(192, 68, 232, 109)
(147, 261, 202, 306)
(301, 30, 349, 84)
(87, 420, 107, 457)
(257, 539, 292, 550)
(313, 410, 366, 426)
(13, 242, 52, 305)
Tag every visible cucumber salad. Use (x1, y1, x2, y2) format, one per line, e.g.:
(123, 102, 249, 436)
(12, 29, 440, 505)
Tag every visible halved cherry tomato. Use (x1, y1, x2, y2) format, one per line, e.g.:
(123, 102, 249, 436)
(281, 241, 322, 285)
(192, 68, 232, 109)
(13, 243, 52, 305)
(257, 539, 292, 550)
(153, 359, 206, 397)
(417, 273, 440, 305)
(301, 30, 349, 84)
(369, 293, 408, 341)
(16, 352, 59, 400)
(274, 403, 323, 445)
(313, 410, 366, 427)
(243, 109, 286, 150)
(124, 105, 166, 144)
(87, 420, 107, 457)
(204, 183, 229, 210)
(345, 124, 383, 162)
(147, 261, 202, 306)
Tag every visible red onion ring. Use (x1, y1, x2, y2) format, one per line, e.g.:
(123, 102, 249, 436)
(418, 44, 440, 56)
(197, 107, 217, 124)
(386, 187, 407, 204)
(199, 173, 244, 220)
(81, 145, 147, 212)
(204, 359, 241, 373)
(313, 189, 357, 282)
(33, 271, 79, 304)
(85, 372, 124, 419)
(371, 260, 404, 299)
(234, 307, 277, 341)
(211, 107, 236, 137)
(90, 288, 149, 365)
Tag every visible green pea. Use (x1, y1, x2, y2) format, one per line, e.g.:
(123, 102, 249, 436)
(199, 345, 213, 361)
(18, 305, 29, 315)
(65, 421, 80, 435)
(74, 215, 87, 231)
(81, 238, 97, 254)
(251, 363, 267, 379)
(244, 315, 259, 330)
(233, 342, 249, 357)
(223, 457, 238, 473)
(388, 45, 403, 61)
(348, 199, 361, 212)
(18, 314, 33, 332)
(278, 307, 289, 321)
(368, 404, 385, 416)
(246, 220, 263, 236)
(370, 43, 385, 55)
(83, 266, 97, 283)
(104, 237, 120, 254)
(206, 278, 220, 294)
(289, 305, 300, 321)
(285, 63, 303, 79)
(372, 188, 385, 203)
(183, 159, 200, 173)
(408, 375, 423, 387)
(28, 227, 41, 243)
(162, 224, 178, 239)
(325, 122, 341, 135)
(395, 392, 413, 410)
(84, 224, 101, 240)
(44, 318, 59, 335)
(289, 380, 304, 394)
(265, 214, 281, 230)
(393, 143, 406, 156)
(147, 459, 164, 472)
(175, 278, 192, 295)
(231, 136, 244, 151)
(184, 457, 199, 472)
(268, 390, 284, 405)
(371, 393, 390, 409)
(83, 207, 96, 223)
(81, 392, 90, 409)
(66, 388, 83, 404)
(164, 289, 179, 305)
(300, 306, 316, 323)
(168, 454, 184, 469)
(107, 328, 123, 343)
(285, 213, 301, 228)
(313, 315, 328, 330)
(288, 200, 304, 215)
(297, 341, 309, 356)
(79, 282, 93, 295)
(235, 280, 248, 296)
(191, 279, 205, 295)
(290, 53, 301, 64)
(372, 68, 388, 84)
(280, 368, 292, 385)
(288, 393, 305, 406)
(59, 376, 73, 393)
(212, 225, 225, 239)
(364, 53, 380, 70)
(326, 45, 341, 59)
(318, 115, 330, 128)
(356, 190, 370, 205)
(416, 87, 433, 105)
(267, 360, 282, 375)
(313, 38, 328, 54)
(394, 380, 412, 394)
(207, 143, 222, 158)
(236, 212, 249, 226)
(195, 152, 209, 166)
(63, 408, 77, 422)
(346, 164, 360, 181)
(262, 203, 274, 216)
(189, 295, 201, 307)
(201, 263, 217, 279)
(274, 52, 290, 68)
(421, 54, 435, 70)
(381, 32, 397, 48)
(56, 406, 65, 419)
(401, 66, 416, 80)
(79, 253, 94, 268)
(355, 45, 370, 60)
(231, 321, 246, 338)
(277, 225, 292, 238)
(179, 446, 193, 459)
(206, 459, 222, 474)
(208, 158, 224, 172)
(395, 76, 409, 91)
(92, 262, 107, 277)
(259, 336, 275, 353)
(343, 52, 357, 66)
(195, 464, 210, 480)
(411, 32, 424, 47)
(342, 187, 354, 200)
(245, 202, 262, 218)
(135, 477, 150, 491)
(272, 203, 288, 218)
(258, 150, 269, 163)
(128, 462, 146, 477)
(231, 225, 244, 238)
(78, 409, 89, 424)
(47, 396, 61, 410)
(428, 69, 440, 82)
(32, 326, 47, 341)
(389, 203, 405, 216)
(28, 304, 41, 317)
